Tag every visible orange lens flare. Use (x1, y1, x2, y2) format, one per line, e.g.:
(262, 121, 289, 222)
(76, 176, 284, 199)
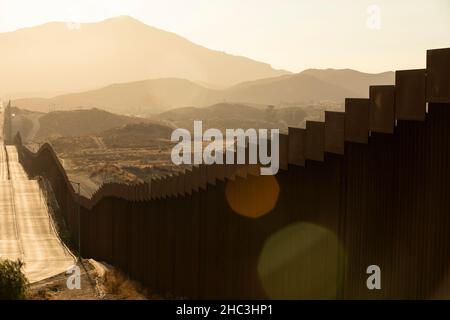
(225, 175, 280, 218)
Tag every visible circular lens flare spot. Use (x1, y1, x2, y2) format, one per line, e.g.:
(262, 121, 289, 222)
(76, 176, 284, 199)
(258, 223, 345, 299)
(225, 175, 280, 218)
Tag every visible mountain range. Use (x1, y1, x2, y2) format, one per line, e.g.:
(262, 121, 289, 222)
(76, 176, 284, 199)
(3, 15, 395, 115)
(13, 69, 394, 115)
(0, 16, 287, 98)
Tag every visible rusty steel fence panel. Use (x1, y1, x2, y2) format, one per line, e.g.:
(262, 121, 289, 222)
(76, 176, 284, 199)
(279, 133, 289, 170)
(370, 85, 396, 134)
(427, 48, 450, 103)
(325, 111, 345, 155)
(288, 127, 306, 166)
(306, 121, 325, 162)
(345, 98, 370, 144)
(395, 69, 426, 121)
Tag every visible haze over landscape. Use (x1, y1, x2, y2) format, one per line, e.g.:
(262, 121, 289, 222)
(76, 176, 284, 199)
(1, 0, 450, 301)
(0, 10, 418, 192)
(12, 68, 394, 115)
(1, 0, 449, 74)
(0, 16, 289, 98)
(0, 1, 446, 196)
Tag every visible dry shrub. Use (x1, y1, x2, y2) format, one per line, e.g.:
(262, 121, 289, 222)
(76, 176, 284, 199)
(101, 269, 147, 300)
(0, 259, 28, 300)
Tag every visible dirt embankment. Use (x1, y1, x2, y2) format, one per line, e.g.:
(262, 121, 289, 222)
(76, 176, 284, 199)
(27, 259, 160, 300)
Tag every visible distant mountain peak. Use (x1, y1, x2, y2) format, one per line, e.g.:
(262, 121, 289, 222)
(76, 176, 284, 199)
(0, 16, 289, 97)
(301, 68, 393, 76)
(98, 15, 149, 26)
(107, 15, 140, 21)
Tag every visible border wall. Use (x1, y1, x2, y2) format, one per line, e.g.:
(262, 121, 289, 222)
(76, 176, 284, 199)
(12, 48, 450, 299)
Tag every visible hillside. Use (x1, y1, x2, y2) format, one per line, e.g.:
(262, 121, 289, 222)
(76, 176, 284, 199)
(225, 73, 356, 105)
(9, 107, 43, 142)
(156, 103, 308, 132)
(13, 69, 394, 114)
(0, 16, 287, 98)
(301, 69, 395, 97)
(158, 103, 266, 121)
(13, 78, 220, 115)
(225, 69, 395, 105)
(33, 108, 149, 140)
(11, 104, 309, 194)
(100, 123, 174, 148)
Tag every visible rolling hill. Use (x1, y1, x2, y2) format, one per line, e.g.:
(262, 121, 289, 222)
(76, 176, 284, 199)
(156, 102, 308, 133)
(226, 68, 394, 105)
(100, 123, 174, 148)
(13, 69, 394, 114)
(300, 68, 395, 97)
(158, 103, 267, 121)
(0, 15, 287, 98)
(13, 78, 220, 115)
(33, 108, 150, 140)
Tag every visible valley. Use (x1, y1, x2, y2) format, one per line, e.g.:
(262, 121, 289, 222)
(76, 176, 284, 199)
(10, 100, 340, 196)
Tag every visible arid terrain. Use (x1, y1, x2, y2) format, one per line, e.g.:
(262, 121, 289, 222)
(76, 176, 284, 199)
(10, 100, 344, 196)
(3, 17, 396, 198)
(3, 15, 396, 199)
(11, 107, 184, 196)
(28, 259, 155, 300)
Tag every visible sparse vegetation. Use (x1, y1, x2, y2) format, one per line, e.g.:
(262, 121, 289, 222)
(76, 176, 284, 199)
(0, 259, 29, 300)
(34, 108, 148, 140)
(100, 269, 147, 300)
(16, 102, 333, 196)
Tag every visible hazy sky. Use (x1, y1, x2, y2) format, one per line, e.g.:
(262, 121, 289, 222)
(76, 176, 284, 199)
(0, 0, 449, 73)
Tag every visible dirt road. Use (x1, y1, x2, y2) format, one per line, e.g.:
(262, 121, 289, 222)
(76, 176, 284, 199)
(0, 113, 75, 283)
